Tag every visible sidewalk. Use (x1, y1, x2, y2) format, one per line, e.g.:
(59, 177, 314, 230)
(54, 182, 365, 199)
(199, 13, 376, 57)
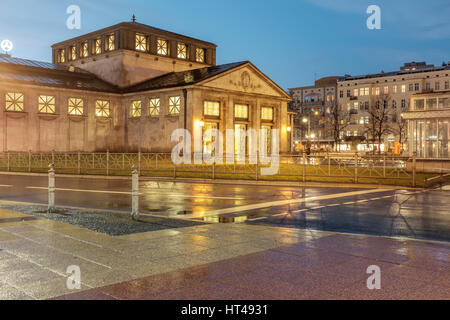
(0, 208, 448, 300)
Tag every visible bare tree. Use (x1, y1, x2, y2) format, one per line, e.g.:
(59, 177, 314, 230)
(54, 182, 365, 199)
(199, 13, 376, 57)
(366, 94, 393, 154)
(328, 102, 350, 151)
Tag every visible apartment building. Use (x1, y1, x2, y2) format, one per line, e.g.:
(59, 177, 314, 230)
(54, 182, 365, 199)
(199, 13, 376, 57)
(288, 76, 338, 150)
(338, 61, 450, 152)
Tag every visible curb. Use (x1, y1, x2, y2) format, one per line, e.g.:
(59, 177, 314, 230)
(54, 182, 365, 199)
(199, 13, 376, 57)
(0, 170, 421, 190)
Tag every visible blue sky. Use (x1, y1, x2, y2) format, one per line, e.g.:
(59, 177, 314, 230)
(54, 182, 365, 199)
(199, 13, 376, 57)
(0, 0, 449, 89)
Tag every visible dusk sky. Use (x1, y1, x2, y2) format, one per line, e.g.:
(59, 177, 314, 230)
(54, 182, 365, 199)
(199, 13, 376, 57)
(1, 0, 449, 90)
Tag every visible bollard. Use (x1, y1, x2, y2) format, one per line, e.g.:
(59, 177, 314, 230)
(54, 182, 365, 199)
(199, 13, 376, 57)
(131, 165, 139, 220)
(412, 152, 417, 187)
(302, 152, 306, 182)
(48, 163, 56, 213)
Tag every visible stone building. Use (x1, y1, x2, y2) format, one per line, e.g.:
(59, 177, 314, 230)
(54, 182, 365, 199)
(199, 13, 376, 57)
(288, 76, 338, 149)
(0, 20, 292, 155)
(403, 91, 450, 159)
(337, 61, 450, 152)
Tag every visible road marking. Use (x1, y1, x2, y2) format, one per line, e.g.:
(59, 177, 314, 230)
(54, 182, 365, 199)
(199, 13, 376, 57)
(381, 195, 394, 198)
(343, 201, 355, 205)
(186, 189, 393, 219)
(356, 199, 369, 203)
(273, 213, 287, 217)
(25, 186, 243, 200)
(291, 208, 309, 213)
(248, 216, 268, 221)
(327, 204, 340, 207)
(0, 185, 12, 187)
(311, 206, 326, 210)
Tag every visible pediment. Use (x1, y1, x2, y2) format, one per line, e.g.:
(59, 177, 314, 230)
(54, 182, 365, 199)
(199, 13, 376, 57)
(197, 63, 290, 99)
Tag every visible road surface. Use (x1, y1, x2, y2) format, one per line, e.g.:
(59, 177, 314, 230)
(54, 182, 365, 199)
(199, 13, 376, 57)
(0, 174, 449, 242)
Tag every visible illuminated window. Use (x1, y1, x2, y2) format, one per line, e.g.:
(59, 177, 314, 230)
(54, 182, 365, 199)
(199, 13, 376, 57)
(196, 48, 205, 63)
(177, 43, 187, 59)
(204, 101, 220, 117)
(80, 41, 88, 58)
(393, 85, 398, 93)
(235, 104, 249, 119)
(5, 92, 24, 112)
(69, 45, 76, 61)
(384, 86, 389, 94)
(359, 88, 364, 96)
(105, 33, 115, 51)
(95, 100, 110, 117)
(57, 49, 65, 63)
(135, 33, 147, 51)
(130, 100, 141, 117)
(353, 89, 358, 97)
(168, 96, 181, 115)
(401, 85, 406, 93)
(149, 98, 160, 117)
(364, 88, 369, 96)
(38, 95, 56, 114)
(157, 39, 168, 55)
(68, 98, 84, 115)
(375, 87, 380, 95)
(261, 107, 273, 121)
(93, 38, 101, 55)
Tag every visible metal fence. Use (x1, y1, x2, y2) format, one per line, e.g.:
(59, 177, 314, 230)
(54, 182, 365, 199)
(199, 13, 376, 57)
(0, 151, 432, 186)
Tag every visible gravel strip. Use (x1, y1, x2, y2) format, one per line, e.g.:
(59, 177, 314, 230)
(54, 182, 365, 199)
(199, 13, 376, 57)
(0, 204, 206, 236)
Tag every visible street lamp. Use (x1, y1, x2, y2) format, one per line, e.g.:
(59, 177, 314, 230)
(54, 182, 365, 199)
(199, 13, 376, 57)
(302, 117, 311, 139)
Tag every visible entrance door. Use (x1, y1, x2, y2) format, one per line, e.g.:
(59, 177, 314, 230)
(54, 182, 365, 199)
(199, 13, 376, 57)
(203, 122, 218, 155)
(234, 124, 247, 156)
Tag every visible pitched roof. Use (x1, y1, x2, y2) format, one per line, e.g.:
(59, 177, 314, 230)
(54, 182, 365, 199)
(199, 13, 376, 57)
(0, 55, 120, 93)
(123, 61, 249, 93)
(0, 56, 289, 98)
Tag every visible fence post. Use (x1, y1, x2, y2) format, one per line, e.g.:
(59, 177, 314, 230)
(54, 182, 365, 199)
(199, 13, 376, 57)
(255, 153, 258, 181)
(106, 150, 110, 176)
(51, 150, 55, 165)
(138, 151, 141, 176)
(328, 152, 331, 176)
(28, 150, 32, 172)
(7, 151, 10, 172)
(383, 154, 386, 178)
(302, 152, 306, 182)
(212, 161, 215, 180)
(48, 163, 56, 213)
(412, 152, 417, 187)
(77, 152, 81, 175)
(131, 165, 139, 221)
(354, 152, 358, 184)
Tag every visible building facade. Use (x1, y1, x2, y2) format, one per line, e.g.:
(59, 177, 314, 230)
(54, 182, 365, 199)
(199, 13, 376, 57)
(403, 91, 450, 159)
(288, 76, 338, 150)
(337, 61, 450, 152)
(0, 20, 292, 155)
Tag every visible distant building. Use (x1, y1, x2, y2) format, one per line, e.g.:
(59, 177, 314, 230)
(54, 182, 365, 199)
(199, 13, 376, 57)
(288, 76, 338, 150)
(337, 61, 450, 152)
(403, 91, 450, 159)
(0, 19, 291, 154)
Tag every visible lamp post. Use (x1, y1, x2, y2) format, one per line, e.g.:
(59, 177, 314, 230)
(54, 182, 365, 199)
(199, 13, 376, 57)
(302, 117, 310, 139)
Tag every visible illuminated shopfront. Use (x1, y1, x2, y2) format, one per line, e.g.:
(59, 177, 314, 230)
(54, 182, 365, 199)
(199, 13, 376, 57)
(403, 92, 450, 159)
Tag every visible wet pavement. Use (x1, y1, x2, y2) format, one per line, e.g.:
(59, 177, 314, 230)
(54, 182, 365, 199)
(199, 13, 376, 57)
(0, 174, 449, 242)
(1, 207, 449, 300)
